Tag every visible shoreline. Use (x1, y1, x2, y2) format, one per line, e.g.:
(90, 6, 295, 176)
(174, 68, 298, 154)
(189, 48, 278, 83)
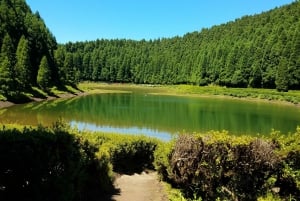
(149, 92, 300, 108)
(80, 82, 300, 107)
(0, 91, 87, 109)
(1, 83, 299, 109)
(0, 101, 14, 109)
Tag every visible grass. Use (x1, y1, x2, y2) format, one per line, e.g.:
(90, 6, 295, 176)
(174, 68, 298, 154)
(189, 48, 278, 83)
(0, 94, 6, 101)
(78, 82, 300, 105)
(3, 82, 298, 106)
(30, 87, 48, 98)
(49, 85, 80, 95)
(166, 85, 300, 104)
(1, 82, 300, 106)
(0, 85, 81, 105)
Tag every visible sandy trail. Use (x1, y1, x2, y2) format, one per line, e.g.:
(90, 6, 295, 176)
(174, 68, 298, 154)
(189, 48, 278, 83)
(112, 171, 168, 201)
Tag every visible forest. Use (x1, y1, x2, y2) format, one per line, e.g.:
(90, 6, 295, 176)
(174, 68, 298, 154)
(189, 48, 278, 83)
(59, 1, 300, 91)
(0, 0, 58, 99)
(0, 0, 299, 101)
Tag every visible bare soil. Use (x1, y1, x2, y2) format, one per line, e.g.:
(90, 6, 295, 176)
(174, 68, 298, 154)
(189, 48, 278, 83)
(111, 171, 168, 201)
(0, 92, 87, 109)
(0, 101, 14, 109)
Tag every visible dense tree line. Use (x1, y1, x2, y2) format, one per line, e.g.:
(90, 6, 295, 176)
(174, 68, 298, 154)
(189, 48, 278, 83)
(0, 0, 58, 97)
(59, 1, 299, 91)
(0, 0, 299, 97)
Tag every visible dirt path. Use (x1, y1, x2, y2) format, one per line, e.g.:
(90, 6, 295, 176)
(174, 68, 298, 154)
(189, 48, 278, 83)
(0, 101, 14, 109)
(112, 171, 168, 201)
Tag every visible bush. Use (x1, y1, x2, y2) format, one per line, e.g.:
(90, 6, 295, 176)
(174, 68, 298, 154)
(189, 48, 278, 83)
(2, 122, 299, 201)
(154, 140, 174, 181)
(110, 139, 157, 173)
(274, 127, 300, 199)
(155, 129, 300, 201)
(81, 132, 159, 174)
(0, 124, 113, 201)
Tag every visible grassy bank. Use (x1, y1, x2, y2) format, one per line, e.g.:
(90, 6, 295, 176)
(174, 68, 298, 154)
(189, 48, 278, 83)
(78, 82, 300, 105)
(0, 85, 82, 108)
(2, 82, 299, 107)
(169, 85, 300, 105)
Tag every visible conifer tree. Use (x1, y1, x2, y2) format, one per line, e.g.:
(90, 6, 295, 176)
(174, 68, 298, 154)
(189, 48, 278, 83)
(249, 61, 262, 88)
(0, 33, 15, 95)
(54, 46, 66, 83)
(37, 56, 51, 89)
(288, 28, 300, 89)
(64, 53, 75, 84)
(276, 57, 289, 92)
(15, 35, 31, 89)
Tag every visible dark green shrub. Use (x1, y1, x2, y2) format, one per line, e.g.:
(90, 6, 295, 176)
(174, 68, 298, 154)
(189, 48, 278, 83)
(155, 130, 300, 201)
(110, 138, 157, 173)
(0, 124, 113, 201)
(274, 128, 300, 199)
(228, 139, 280, 200)
(81, 132, 160, 174)
(275, 151, 300, 199)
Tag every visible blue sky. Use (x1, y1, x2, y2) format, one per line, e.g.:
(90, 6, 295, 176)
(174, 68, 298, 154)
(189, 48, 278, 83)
(26, 0, 295, 43)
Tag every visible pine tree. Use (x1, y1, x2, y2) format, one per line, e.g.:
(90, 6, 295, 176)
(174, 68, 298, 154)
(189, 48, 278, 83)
(249, 61, 262, 88)
(64, 53, 75, 84)
(288, 28, 300, 89)
(15, 35, 32, 89)
(0, 33, 15, 96)
(37, 56, 51, 89)
(275, 57, 289, 92)
(54, 46, 66, 83)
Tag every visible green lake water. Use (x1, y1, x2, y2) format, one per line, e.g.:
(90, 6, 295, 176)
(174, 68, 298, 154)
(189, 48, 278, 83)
(0, 91, 299, 140)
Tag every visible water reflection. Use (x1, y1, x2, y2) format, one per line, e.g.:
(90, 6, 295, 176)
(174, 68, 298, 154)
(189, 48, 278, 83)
(70, 121, 172, 141)
(0, 92, 299, 136)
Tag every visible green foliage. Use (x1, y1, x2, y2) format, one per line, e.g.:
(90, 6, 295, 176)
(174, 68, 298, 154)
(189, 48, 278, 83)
(64, 53, 75, 84)
(81, 132, 160, 174)
(164, 182, 203, 201)
(257, 192, 281, 201)
(0, 33, 15, 96)
(61, 2, 299, 90)
(276, 57, 289, 92)
(168, 84, 300, 104)
(15, 35, 31, 89)
(154, 140, 175, 181)
(154, 129, 300, 201)
(109, 139, 157, 173)
(1, 122, 300, 201)
(0, 0, 59, 100)
(0, 123, 113, 201)
(0, 57, 14, 96)
(0, 94, 6, 101)
(37, 56, 51, 89)
(1, 0, 299, 100)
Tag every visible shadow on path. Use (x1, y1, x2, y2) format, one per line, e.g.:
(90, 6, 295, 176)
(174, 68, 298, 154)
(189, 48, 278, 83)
(99, 188, 121, 201)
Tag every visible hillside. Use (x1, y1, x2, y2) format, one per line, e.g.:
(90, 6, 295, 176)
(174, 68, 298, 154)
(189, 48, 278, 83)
(0, 0, 61, 101)
(0, 0, 299, 101)
(60, 1, 299, 91)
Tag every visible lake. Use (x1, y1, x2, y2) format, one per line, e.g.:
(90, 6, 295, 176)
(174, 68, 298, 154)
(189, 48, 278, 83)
(0, 89, 299, 140)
